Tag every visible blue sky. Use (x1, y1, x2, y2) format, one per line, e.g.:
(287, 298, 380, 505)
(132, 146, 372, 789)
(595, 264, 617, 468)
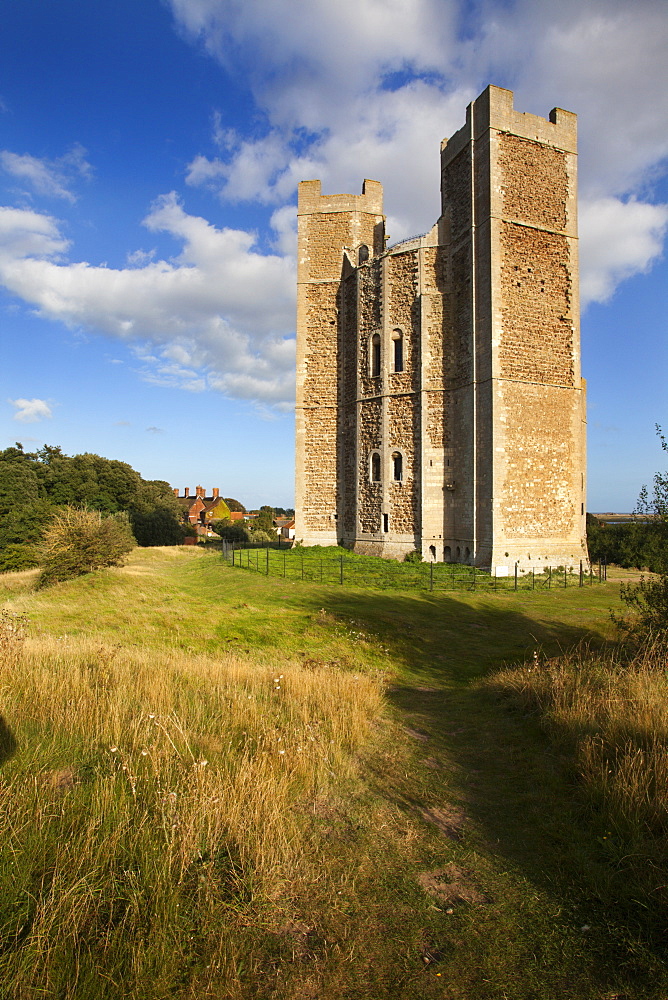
(1, 0, 666, 511)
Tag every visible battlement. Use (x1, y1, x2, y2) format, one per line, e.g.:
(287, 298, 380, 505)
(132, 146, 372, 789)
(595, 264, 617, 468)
(441, 85, 577, 167)
(297, 178, 384, 216)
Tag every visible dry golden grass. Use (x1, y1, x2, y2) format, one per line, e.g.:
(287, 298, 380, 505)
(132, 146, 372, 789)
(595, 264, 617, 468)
(0, 615, 386, 997)
(490, 639, 668, 915)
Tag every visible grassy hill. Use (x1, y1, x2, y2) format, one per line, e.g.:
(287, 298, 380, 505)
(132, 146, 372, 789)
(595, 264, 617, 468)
(1, 547, 666, 999)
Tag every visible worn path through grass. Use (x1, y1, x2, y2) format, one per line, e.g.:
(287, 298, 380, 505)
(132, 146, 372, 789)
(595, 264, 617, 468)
(2, 547, 664, 999)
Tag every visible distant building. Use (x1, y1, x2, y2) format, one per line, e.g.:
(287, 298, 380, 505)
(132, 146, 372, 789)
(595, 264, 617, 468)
(173, 487, 231, 529)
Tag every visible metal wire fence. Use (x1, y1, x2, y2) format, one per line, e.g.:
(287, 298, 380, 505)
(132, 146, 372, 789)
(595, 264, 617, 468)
(218, 542, 607, 593)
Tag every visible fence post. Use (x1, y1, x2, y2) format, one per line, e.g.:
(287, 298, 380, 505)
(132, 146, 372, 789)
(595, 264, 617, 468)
(564, 565, 567, 588)
(340, 555, 344, 585)
(514, 562, 518, 591)
(473, 565, 476, 591)
(301, 554, 304, 581)
(604, 558, 607, 581)
(452, 564, 455, 591)
(430, 560, 434, 592)
(532, 568, 535, 590)
(266, 547, 269, 575)
(548, 566, 551, 589)
(320, 558, 323, 584)
(579, 560, 583, 587)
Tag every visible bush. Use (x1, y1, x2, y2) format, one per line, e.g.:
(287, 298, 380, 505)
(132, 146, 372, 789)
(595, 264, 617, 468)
(0, 543, 39, 573)
(249, 529, 272, 544)
(618, 574, 668, 644)
(403, 549, 423, 563)
(37, 507, 136, 587)
(212, 520, 251, 543)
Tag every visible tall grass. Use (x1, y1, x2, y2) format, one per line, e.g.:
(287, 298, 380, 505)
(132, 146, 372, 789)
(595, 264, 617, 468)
(0, 614, 384, 998)
(490, 639, 668, 921)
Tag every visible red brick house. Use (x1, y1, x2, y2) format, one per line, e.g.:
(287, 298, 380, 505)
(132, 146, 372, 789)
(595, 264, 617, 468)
(173, 487, 232, 533)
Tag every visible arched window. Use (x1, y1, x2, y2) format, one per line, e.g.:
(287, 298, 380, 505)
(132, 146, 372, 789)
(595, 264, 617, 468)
(391, 451, 403, 482)
(444, 545, 452, 562)
(392, 329, 404, 372)
(371, 333, 381, 377)
(370, 452, 381, 482)
(358, 244, 369, 264)
(429, 545, 436, 561)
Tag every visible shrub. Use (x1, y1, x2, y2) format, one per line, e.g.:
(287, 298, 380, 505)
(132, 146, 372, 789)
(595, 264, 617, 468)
(37, 507, 135, 587)
(0, 543, 39, 573)
(403, 549, 423, 563)
(213, 520, 250, 543)
(249, 529, 272, 544)
(618, 574, 668, 645)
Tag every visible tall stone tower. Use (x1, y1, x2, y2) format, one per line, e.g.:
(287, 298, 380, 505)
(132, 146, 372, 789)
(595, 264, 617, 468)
(295, 86, 588, 573)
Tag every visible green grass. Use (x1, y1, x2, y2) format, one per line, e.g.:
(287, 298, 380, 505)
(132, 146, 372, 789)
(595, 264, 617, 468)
(224, 542, 603, 593)
(1, 547, 665, 999)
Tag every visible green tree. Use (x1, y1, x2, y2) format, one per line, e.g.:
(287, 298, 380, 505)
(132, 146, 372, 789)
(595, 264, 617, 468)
(128, 480, 185, 546)
(223, 497, 246, 513)
(619, 426, 668, 642)
(252, 510, 277, 539)
(213, 520, 250, 543)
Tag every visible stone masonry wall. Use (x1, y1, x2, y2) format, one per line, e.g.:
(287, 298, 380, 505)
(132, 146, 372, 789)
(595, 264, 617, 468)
(500, 381, 576, 538)
(388, 394, 419, 533)
(498, 133, 567, 230)
(357, 398, 382, 533)
(340, 270, 358, 536)
(358, 262, 382, 397)
(441, 147, 471, 237)
(500, 223, 574, 386)
(301, 281, 338, 529)
(302, 213, 354, 281)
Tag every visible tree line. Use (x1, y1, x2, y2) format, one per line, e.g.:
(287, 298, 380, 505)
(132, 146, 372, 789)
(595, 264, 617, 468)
(0, 443, 185, 573)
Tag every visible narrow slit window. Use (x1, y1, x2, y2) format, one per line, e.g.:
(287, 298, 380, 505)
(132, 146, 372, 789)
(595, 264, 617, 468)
(371, 452, 381, 483)
(392, 330, 403, 372)
(371, 334, 381, 377)
(383, 513, 389, 533)
(392, 451, 403, 481)
(358, 244, 369, 264)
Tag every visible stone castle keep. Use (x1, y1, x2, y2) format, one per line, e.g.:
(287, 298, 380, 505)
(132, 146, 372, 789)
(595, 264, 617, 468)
(295, 85, 588, 572)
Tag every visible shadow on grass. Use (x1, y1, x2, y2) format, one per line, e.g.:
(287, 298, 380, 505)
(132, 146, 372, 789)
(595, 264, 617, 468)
(0, 714, 17, 766)
(301, 588, 668, 992)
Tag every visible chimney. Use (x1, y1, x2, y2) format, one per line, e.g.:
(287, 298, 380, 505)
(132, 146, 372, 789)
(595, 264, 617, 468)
(184, 487, 190, 497)
(173, 488, 178, 496)
(196, 485, 205, 498)
(213, 488, 219, 499)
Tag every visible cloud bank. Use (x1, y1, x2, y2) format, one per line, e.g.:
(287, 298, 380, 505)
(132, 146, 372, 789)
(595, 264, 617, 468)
(0, 196, 296, 406)
(176, 0, 668, 305)
(0, 0, 666, 410)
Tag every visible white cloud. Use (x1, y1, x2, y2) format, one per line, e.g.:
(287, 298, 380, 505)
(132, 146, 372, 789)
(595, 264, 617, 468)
(0, 144, 92, 202)
(579, 196, 668, 305)
(10, 398, 53, 423)
(0, 196, 296, 406)
(172, 0, 668, 300)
